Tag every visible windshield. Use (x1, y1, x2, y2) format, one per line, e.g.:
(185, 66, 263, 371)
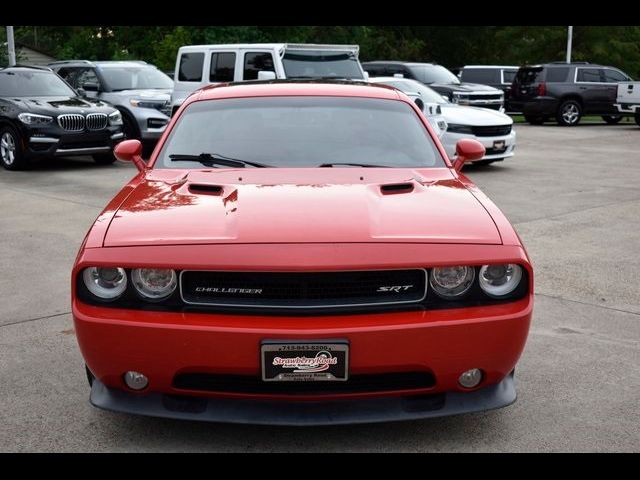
(282, 50, 364, 79)
(156, 96, 443, 169)
(0, 70, 76, 97)
(377, 79, 448, 104)
(98, 65, 174, 91)
(411, 65, 460, 85)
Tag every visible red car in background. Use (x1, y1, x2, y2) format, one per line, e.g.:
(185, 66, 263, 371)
(72, 81, 533, 425)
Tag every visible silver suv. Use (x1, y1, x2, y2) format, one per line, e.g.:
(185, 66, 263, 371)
(49, 60, 173, 145)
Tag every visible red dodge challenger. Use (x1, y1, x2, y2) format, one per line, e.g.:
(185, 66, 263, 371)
(72, 81, 533, 425)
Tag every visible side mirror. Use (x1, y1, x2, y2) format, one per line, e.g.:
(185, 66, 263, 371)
(393, 73, 404, 78)
(114, 139, 146, 172)
(414, 97, 424, 112)
(452, 139, 485, 172)
(257, 71, 276, 80)
(76, 88, 86, 97)
(363, 71, 370, 81)
(82, 82, 100, 92)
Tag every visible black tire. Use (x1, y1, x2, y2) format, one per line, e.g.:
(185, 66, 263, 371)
(635, 112, 640, 127)
(524, 115, 545, 125)
(92, 153, 117, 165)
(602, 115, 623, 125)
(120, 109, 140, 141)
(0, 125, 29, 170)
(85, 365, 95, 387)
(556, 99, 582, 126)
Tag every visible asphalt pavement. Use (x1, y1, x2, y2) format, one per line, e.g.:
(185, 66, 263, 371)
(0, 123, 638, 451)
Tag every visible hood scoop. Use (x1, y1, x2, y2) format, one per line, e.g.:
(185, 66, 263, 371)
(188, 184, 223, 195)
(380, 182, 415, 195)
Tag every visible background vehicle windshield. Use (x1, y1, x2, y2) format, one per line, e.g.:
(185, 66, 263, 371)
(156, 96, 444, 169)
(411, 65, 460, 84)
(0, 70, 76, 97)
(98, 65, 174, 91)
(380, 79, 448, 104)
(282, 51, 363, 79)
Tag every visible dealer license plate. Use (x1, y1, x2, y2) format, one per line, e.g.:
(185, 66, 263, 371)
(261, 341, 349, 382)
(493, 140, 506, 151)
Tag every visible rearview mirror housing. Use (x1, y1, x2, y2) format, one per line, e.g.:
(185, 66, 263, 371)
(114, 139, 146, 172)
(453, 139, 486, 172)
(258, 71, 276, 81)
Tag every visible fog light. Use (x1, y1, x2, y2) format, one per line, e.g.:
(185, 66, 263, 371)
(124, 371, 148, 390)
(458, 368, 483, 388)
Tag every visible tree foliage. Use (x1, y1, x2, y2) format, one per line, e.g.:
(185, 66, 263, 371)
(4, 26, 640, 78)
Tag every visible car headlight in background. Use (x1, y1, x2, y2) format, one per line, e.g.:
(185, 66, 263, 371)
(18, 113, 53, 125)
(430, 266, 475, 299)
(108, 110, 123, 126)
(478, 264, 523, 298)
(82, 267, 127, 300)
(453, 94, 470, 105)
(131, 268, 177, 301)
(446, 123, 474, 134)
(130, 99, 166, 109)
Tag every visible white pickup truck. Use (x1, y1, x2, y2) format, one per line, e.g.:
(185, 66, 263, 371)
(615, 82, 640, 126)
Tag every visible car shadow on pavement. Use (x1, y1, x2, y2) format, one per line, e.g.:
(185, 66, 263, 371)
(21, 157, 136, 172)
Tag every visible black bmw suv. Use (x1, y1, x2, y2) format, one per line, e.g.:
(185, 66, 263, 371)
(0, 65, 124, 170)
(509, 62, 633, 126)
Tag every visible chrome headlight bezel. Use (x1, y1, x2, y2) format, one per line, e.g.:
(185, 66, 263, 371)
(131, 268, 178, 301)
(82, 267, 128, 301)
(429, 266, 476, 299)
(18, 113, 53, 125)
(478, 264, 523, 298)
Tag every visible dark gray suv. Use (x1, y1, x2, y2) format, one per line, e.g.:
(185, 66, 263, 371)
(509, 62, 633, 126)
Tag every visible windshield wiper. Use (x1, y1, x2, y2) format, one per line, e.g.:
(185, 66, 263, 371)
(318, 162, 389, 168)
(169, 153, 269, 168)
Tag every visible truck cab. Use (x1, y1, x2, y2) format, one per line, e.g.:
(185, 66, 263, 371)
(171, 43, 367, 115)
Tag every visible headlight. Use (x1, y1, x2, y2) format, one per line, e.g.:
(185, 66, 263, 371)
(430, 266, 475, 299)
(446, 123, 474, 134)
(130, 99, 165, 109)
(108, 110, 123, 126)
(478, 264, 523, 298)
(18, 113, 53, 125)
(131, 268, 177, 301)
(82, 267, 127, 300)
(453, 94, 470, 105)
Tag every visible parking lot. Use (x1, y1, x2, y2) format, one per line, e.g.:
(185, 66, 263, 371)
(0, 123, 638, 452)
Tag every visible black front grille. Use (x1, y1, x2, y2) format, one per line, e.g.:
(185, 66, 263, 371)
(173, 371, 436, 395)
(180, 269, 427, 309)
(472, 124, 512, 136)
(469, 94, 503, 101)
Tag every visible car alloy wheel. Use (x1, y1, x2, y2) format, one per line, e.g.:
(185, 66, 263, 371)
(0, 131, 17, 166)
(558, 101, 581, 126)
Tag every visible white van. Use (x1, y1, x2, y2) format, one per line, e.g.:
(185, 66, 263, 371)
(171, 43, 367, 114)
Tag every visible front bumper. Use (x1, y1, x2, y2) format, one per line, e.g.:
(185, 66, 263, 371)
(90, 371, 517, 426)
(24, 127, 124, 158)
(615, 103, 640, 114)
(441, 130, 517, 161)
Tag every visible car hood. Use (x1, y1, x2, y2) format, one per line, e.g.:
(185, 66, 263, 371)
(10, 96, 113, 113)
(440, 104, 513, 126)
(431, 82, 502, 93)
(103, 168, 501, 247)
(111, 89, 172, 101)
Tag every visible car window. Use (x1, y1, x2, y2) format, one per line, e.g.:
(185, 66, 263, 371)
(380, 79, 448, 104)
(603, 69, 629, 83)
(461, 69, 499, 84)
(56, 67, 80, 88)
(98, 65, 173, 91)
(576, 68, 602, 82)
(76, 68, 101, 88)
(409, 65, 460, 85)
(515, 67, 544, 84)
(209, 52, 236, 82)
(178, 52, 204, 82)
(243, 52, 275, 80)
(502, 70, 517, 83)
(282, 50, 363, 79)
(0, 70, 77, 97)
(156, 96, 444, 169)
(545, 67, 569, 82)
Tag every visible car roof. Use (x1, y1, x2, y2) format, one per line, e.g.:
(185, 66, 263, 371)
(463, 65, 518, 69)
(363, 61, 437, 67)
(191, 80, 402, 103)
(0, 65, 53, 72)
(48, 60, 151, 68)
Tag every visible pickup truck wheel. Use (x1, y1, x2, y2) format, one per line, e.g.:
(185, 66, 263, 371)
(635, 113, 640, 126)
(92, 153, 117, 165)
(524, 115, 544, 125)
(556, 100, 582, 126)
(0, 126, 29, 170)
(602, 115, 623, 124)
